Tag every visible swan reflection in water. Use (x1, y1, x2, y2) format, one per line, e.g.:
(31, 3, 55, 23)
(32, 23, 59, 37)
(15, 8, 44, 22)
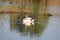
(23, 16, 35, 27)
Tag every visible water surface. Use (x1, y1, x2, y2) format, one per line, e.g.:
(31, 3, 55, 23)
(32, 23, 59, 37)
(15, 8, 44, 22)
(0, 13, 60, 40)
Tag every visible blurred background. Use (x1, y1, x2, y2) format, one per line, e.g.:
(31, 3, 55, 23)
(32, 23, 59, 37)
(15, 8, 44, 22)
(0, 0, 60, 40)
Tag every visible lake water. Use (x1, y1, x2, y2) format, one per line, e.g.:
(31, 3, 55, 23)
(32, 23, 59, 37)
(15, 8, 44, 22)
(0, 13, 60, 40)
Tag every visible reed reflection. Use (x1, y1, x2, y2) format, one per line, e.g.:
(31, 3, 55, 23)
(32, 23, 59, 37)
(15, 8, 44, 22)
(10, 12, 50, 37)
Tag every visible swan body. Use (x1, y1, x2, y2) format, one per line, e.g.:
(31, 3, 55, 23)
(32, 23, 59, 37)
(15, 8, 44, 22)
(23, 16, 34, 26)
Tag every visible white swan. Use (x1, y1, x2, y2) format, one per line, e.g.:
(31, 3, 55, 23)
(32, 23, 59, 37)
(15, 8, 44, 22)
(23, 16, 34, 26)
